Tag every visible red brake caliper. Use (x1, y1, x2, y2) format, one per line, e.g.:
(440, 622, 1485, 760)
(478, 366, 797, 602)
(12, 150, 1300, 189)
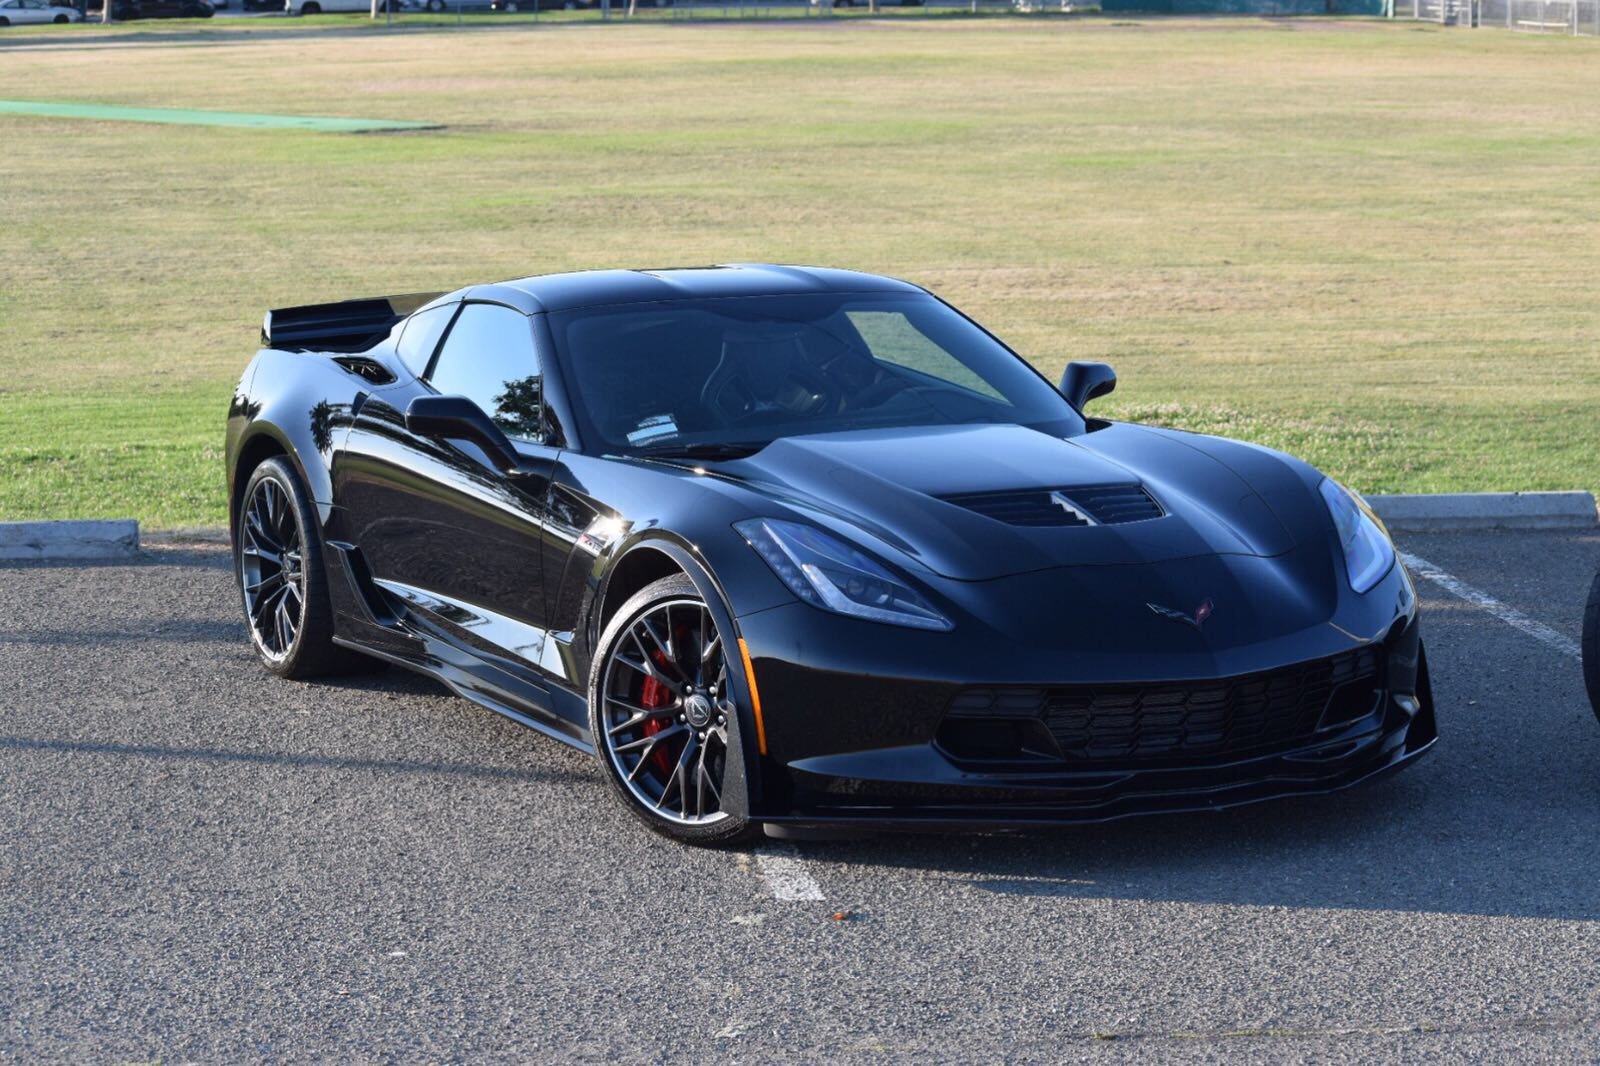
(638, 651, 676, 777)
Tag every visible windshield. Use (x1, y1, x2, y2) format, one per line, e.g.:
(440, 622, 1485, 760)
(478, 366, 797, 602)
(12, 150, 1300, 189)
(546, 292, 1083, 456)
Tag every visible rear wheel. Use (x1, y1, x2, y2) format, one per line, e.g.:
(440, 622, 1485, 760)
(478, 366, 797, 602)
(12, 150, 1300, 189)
(1583, 570, 1600, 721)
(589, 575, 756, 846)
(54, 12, 69, 20)
(236, 457, 369, 679)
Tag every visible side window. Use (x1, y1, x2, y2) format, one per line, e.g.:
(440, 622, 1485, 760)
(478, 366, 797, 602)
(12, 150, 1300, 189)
(394, 304, 455, 378)
(428, 303, 544, 443)
(846, 310, 1004, 401)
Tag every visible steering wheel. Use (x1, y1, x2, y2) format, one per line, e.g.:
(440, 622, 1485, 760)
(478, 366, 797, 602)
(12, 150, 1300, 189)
(699, 341, 844, 429)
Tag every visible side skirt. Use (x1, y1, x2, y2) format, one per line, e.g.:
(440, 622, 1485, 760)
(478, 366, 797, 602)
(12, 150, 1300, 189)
(332, 635, 596, 756)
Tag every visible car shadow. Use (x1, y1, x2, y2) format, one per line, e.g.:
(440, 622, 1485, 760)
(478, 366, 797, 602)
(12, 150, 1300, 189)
(795, 603, 1600, 922)
(0, 733, 586, 785)
(0, 546, 229, 571)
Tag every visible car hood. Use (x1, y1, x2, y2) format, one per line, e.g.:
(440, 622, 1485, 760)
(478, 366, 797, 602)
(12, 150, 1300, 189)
(716, 423, 1320, 581)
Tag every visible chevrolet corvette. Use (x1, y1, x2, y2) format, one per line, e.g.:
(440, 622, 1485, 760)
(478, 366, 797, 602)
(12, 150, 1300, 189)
(226, 264, 1435, 844)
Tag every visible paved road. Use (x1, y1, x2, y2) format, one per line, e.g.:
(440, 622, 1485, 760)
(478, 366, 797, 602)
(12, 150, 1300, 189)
(4, 530, 1599, 1062)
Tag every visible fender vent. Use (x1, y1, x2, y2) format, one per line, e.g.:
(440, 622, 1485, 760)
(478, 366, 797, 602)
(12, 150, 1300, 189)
(332, 356, 396, 385)
(942, 483, 1163, 527)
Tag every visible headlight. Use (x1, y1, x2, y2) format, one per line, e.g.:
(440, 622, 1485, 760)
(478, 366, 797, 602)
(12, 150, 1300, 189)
(1319, 478, 1395, 594)
(735, 518, 953, 632)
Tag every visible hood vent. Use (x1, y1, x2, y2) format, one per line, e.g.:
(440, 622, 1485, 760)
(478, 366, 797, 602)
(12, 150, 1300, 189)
(942, 483, 1164, 527)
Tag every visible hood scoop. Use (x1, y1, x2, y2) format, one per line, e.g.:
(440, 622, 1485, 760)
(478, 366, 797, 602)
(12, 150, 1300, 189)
(942, 483, 1165, 528)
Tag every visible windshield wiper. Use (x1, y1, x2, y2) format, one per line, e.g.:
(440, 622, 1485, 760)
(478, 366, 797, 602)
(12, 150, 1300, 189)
(630, 441, 767, 461)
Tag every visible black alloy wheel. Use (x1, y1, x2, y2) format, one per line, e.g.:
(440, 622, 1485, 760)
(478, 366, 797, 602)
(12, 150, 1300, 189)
(236, 457, 370, 679)
(589, 575, 756, 845)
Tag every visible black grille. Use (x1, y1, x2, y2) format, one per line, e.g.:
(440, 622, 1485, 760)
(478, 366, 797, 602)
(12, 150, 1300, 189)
(942, 483, 1163, 527)
(941, 647, 1383, 766)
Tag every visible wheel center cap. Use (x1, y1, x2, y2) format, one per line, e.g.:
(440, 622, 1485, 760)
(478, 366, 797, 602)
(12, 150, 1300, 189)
(684, 693, 713, 728)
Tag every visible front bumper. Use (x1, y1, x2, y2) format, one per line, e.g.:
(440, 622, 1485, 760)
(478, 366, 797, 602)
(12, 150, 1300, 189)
(737, 598, 1435, 829)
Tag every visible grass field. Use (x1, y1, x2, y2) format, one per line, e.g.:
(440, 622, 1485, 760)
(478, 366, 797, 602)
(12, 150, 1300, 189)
(4, 16, 1600, 528)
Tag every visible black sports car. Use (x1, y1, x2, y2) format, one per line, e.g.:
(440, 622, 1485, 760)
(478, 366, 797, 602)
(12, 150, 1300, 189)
(226, 264, 1435, 844)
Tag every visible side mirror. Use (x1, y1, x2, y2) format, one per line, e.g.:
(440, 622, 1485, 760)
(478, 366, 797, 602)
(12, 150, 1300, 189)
(405, 394, 538, 477)
(1059, 361, 1117, 412)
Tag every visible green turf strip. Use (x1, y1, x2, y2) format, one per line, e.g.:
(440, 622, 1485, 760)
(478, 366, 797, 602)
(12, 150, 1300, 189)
(0, 99, 437, 132)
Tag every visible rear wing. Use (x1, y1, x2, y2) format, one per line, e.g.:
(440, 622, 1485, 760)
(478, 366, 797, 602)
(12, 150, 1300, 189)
(261, 291, 445, 352)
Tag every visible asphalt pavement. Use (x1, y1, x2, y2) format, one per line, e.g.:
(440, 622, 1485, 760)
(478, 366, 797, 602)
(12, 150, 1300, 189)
(4, 529, 1599, 1063)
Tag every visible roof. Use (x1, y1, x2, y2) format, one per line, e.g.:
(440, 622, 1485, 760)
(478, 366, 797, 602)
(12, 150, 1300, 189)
(454, 264, 925, 315)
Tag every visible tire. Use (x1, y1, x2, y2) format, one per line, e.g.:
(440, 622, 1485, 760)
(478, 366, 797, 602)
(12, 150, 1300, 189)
(588, 574, 758, 846)
(236, 457, 371, 680)
(1583, 570, 1600, 722)
(299, 1, 318, 11)
(0, 16, 11, 23)
(54, 13, 69, 20)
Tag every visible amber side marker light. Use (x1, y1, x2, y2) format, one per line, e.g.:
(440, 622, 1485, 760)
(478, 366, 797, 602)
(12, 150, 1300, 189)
(737, 637, 768, 755)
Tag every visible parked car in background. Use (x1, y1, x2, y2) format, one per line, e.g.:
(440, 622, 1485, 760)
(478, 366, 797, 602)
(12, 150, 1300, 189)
(810, 0, 922, 7)
(487, 0, 598, 9)
(101, 0, 213, 16)
(0, 0, 83, 23)
(279, 0, 399, 12)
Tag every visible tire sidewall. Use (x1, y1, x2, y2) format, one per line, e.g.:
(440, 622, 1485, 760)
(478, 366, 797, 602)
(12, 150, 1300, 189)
(587, 574, 756, 846)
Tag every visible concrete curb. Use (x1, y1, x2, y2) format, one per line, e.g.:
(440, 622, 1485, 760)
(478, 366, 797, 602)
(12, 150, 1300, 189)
(1365, 491, 1598, 532)
(144, 527, 230, 547)
(0, 520, 140, 561)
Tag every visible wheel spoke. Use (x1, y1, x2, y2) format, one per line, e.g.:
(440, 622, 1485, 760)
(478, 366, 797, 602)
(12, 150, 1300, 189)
(243, 499, 281, 547)
(674, 735, 698, 819)
(696, 740, 721, 814)
(606, 696, 674, 736)
(274, 597, 291, 652)
(614, 722, 687, 755)
(617, 642, 683, 697)
(245, 570, 282, 596)
(634, 616, 682, 681)
(251, 581, 286, 627)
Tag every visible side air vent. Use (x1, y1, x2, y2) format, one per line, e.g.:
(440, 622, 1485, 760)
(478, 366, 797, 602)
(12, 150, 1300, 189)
(332, 356, 397, 385)
(942, 483, 1163, 527)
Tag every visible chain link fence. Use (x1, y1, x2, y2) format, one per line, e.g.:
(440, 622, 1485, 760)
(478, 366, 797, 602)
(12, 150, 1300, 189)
(265, 0, 1082, 19)
(1393, 0, 1600, 33)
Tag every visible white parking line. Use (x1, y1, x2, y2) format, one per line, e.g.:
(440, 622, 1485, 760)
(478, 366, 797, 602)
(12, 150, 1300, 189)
(1401, 552, 1581, 661)
(754, 842, 825, 901)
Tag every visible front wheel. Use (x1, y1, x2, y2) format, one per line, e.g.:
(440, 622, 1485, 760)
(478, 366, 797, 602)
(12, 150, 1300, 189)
(1583, 571, 1600, 722)
(589, 575, 757, 846)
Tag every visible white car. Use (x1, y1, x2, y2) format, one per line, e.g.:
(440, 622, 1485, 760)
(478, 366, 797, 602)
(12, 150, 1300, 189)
(0, 0, 84, 22)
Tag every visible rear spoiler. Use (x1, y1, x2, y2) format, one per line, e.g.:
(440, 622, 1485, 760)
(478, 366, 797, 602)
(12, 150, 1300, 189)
(261, 291, 445, 352)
